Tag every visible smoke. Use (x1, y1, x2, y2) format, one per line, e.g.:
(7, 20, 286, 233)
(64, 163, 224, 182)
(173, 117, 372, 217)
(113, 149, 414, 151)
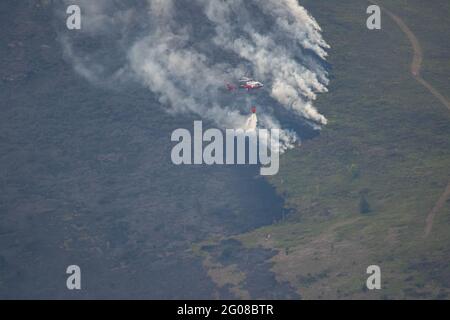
(60, 0, 330, 152)
(244, 113, 257, 131)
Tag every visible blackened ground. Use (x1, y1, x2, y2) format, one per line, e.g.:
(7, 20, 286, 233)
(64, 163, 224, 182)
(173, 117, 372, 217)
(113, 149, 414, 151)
(0, 1, 300, 299)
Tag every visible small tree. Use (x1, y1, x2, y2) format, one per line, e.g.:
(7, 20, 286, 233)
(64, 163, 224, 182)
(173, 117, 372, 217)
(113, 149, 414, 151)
(359, 195, 371, 214)
(349, 163, 360, 180)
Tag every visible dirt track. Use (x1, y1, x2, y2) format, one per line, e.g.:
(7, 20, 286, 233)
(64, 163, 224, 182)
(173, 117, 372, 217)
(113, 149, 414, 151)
(370, 0, 450, 237)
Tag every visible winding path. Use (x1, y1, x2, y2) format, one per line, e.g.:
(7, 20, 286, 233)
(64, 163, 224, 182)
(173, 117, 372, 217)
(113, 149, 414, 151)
(369, 0, 450, 238)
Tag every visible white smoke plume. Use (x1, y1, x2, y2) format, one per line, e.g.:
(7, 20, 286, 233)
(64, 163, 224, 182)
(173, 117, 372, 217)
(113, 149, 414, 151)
(60, 0, 330, 151)
(244, 113, 257, 131)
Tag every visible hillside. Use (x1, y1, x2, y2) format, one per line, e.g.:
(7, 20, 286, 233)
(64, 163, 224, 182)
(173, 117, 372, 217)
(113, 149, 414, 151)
(196, 0, 450, 299)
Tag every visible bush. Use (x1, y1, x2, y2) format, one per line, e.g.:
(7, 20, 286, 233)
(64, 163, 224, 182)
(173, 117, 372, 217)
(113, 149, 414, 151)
(359, 195, 371, 214)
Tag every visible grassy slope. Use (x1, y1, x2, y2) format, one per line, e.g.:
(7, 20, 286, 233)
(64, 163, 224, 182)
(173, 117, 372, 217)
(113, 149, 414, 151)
(197, 0, 450, 299)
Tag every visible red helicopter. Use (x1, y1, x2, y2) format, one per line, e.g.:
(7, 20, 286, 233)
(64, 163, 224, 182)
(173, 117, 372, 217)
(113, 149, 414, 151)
(226, 77, 264, 92)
